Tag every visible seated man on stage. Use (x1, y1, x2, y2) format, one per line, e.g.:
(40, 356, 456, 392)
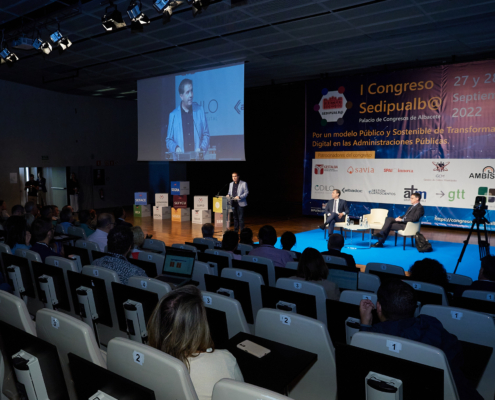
(319, 189, 349, 235)
(373, 191, 424, 248)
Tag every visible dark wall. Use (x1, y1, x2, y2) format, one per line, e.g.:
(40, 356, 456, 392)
(183, 82, 306, 217)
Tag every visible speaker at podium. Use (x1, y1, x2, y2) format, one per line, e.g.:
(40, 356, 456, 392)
(213, 196, 232, 230)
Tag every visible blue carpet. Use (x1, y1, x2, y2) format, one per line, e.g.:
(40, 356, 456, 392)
(275, 229, 482, 282)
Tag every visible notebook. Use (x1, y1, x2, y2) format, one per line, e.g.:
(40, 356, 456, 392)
(157, 251, 196, 287)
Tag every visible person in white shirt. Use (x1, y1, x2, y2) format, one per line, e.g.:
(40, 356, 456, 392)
(88, 213, 114, 252)
(148, 285, 243, 400)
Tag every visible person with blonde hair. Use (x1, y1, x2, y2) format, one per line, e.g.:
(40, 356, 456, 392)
(148, 285, 243, 400)
(130, 226, 145, 259)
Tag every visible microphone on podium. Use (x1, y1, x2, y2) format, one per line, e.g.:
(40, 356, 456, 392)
(216, 183, 229, 197)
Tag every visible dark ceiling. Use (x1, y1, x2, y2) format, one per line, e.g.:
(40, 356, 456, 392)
(1, 0, 495, 101)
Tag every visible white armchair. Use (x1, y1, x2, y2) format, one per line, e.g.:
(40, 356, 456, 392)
(362, 208, 388, 240)
(395, 219, 422, 250)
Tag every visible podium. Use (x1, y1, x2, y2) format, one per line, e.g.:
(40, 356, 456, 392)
(213, 196, 233, 231)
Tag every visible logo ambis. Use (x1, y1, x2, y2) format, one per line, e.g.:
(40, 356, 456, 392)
(470, 166, 495, 179)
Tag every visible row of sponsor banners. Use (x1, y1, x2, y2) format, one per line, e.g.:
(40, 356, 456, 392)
(311, 158, 495, 210)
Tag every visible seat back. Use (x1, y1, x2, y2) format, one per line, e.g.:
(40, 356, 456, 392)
(45, 256, 80, 318)
(0, 290, 36, 335)
(107, 337, 199, 400)
(398, 220, 421, 235)
(201, 291, 249, 338)
(365, 263, 405, 276)
(446, 273, 472, 286)
(55, 224, 67, 234)
(404, 280, 449, 306)
(0, 243, 12, 274)
(193, 238, 215, 250)
(192, 261, 215, 291)
(142, 238, 166, 254)
(68, 226, 87, 240)
(138, 251, 165, 277)
(36, 308, 106, 400)
(221, 268, 264, 324)
(321, 254, 347, 266)
(82, 265, 124, 346)
(287, 251, 297, 260)
(237, 243, 253, 256)
(206, 249, 233, 269)
(420, 304, 495, 400)
(127, 276, 172, 300)
(172, 243, 198, 253)
(14, 248, 45, 315)
(255, 308, 336, 400)
(462, 290, 495, 301)
(276, 278, 327, 325)
(75, 240, 101, 263)
(351, 331, 459, 400)
(285, 261, 298, 270)
(212, 378, 293, 400)
(358, 272, 380, 293)
(241, 255, 276, 287)
(340, 290, 377, 306)
(369, 208, 389, 226)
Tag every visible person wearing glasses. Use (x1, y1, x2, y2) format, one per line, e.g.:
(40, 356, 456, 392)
(88, 213, 115, 252)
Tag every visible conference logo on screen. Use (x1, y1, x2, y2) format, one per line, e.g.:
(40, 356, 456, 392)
(314, 164, 338, 175)
(314, 86, 350, 126)
(347, 166, 374, 174)
(404, 185, 427, 201)
(469, 166, 495, 179)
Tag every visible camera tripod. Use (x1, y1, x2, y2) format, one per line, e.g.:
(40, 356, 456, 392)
(453, 207, 491, 274)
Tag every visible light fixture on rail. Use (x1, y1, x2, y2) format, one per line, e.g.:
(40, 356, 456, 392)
(33, 29, 52, 55)
(102, 2, 127, 31)
(0, 31, 18, 63)
(187, 0, 209, 17)
(50, 26, 72, 52)
(127, 0, 150, 33)
(153, 0, 183, 23)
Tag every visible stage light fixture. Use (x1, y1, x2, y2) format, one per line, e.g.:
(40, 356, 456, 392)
(33, 38, 52, 55)
(153, 0, 183, 23)
(187, 0, 203, 17)
(102, 3, 127, 31)
(50, 30, 72, 51)
(0, 47, 19, 63)
(127, 0, 150, 32)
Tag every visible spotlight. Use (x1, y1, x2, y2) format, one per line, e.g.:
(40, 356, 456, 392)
(50, 30, 72, 51)
(127, 0, 150, 31)
(0, 47, 19, 63)
(188, 0, 203, 17)
(102, 3, 126, 31)
(33, 38, 52, 55)
(153, 0, 183, 23)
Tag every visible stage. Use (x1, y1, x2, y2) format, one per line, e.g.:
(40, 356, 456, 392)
(128, 214, 485, 282)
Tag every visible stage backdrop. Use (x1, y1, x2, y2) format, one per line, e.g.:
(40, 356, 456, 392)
(304, 60, 495, 230)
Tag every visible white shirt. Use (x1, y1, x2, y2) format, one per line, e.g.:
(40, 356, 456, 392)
(328, 199, 345, 216)
(188, 350, 244, 400)
(87, 229, 108, 252)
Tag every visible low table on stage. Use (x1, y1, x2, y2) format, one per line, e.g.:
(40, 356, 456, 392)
(343, 223, 372, 249)
(226, 332, 317, 395)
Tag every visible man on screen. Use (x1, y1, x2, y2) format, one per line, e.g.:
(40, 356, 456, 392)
(166, 79, 210, 154)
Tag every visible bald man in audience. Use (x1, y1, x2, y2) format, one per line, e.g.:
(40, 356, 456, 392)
(88, 213, 115, 252)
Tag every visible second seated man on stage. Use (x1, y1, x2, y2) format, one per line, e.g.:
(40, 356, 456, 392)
(227, 172, 248, 232)
(319, 189, 349, 235)
(373, 191, 424, 248)
(166, 78, 210, 154)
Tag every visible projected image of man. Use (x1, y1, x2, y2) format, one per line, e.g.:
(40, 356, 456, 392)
(166, 79, 210, 154)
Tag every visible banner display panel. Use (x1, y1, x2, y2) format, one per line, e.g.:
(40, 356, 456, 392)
(304, 61, 495, 229)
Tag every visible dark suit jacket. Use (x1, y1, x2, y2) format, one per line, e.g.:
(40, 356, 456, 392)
(324, 199, 350, 218)
(467, 280, 495, 292)
(115, 219, 133, 228)
(321, 248, 356, 269)
(401, 203, 424, 223)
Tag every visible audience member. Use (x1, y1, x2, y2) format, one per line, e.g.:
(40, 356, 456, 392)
(0, 200, 9, 221)
(52, 205, 60, 219)
(92, 226, 147, 284)
(359, 279, 482, 400)
(408, 258, 449, 291)
(40, 206, 53, 222)
(202, 223, 221, 248)
(114, 207, 133, 228)
(321, 234, 357, 268)
(221, 230, 241, 260)
(89, 209, 97, 230)
(37, 171, 47, 207)
(88, 213, 114, 252)
(280, 231, 301, 259)
(24, 201, 38, 228)
(30, 219, 58, 262)
(239, 227, 256, 247)
(148, 285, 243, 400)
(291, 247, 340, 300)
(68, 173, 79, 212)
(248, 225, 293, 268)
(467, 255, 495, 292)
(78, 210, 95, 238)
(4, 216, 31, 253)
(24, 174, 39, 204)
(59, 208, 75, 232)
(130, 226, 145, 259)
(11, 205, 24, 216)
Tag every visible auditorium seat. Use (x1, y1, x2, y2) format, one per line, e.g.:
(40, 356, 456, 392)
(193, 238, 215, 250)
(192, 261, 215, 290)
(14, 248, 45, 316)
(241, 255, 276, 287)
(276, 278, 327, 325)
(420, 304, 495, 400)
(0, 290, 36, 335)
(137, 251, 165, 277)
(206, 249, 233, 268)
(461, 290, 495, 316)
(45, 255, 80, 318)
(237, 243, 253, 256)
(340, 290, 377, 306)
(365, 262, 405, 276)
(358, 272, 380, 293)
(446, 273, 472, 286)
(68, 226, 87, 240)
(351, 331, 459, 400)
(212, 378, 293, 400)
(75, 240, 101, 263)
(255, 308, 337, 400)
(172, 243, 198, 255)
(201, 291, 249, 338)
(321, 254, 347, 266)
(36, 308, 107, 400)
(55, 224, 68, 235)
(127, 276, 172, 300)
(107, 337, 198, 400)
(404, 280, 449, 306)
(142, 238, 166, 254)
(285, 261, 298, 270)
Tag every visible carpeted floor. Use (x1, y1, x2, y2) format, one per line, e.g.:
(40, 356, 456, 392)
(275, 229, 484, 282)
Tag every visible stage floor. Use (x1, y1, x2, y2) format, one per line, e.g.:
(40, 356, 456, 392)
(129, 214, 485, 281)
